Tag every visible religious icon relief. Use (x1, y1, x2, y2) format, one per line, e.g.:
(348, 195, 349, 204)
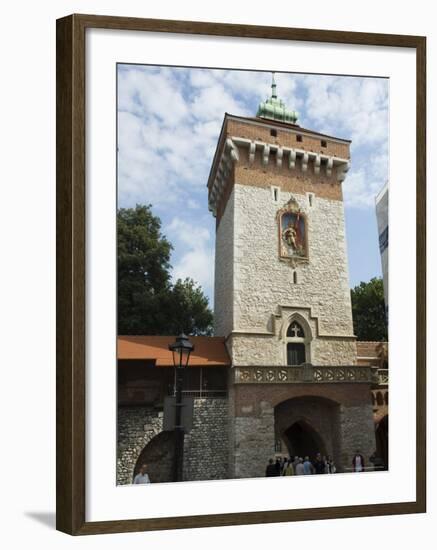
(277, 197, 308, 262)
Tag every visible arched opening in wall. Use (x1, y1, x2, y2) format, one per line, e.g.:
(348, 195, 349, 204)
(375, 415, 389, 471)
(133, 431, 176, 484)
(376, 392, 384, 406)
(274, 395, 340, 467)
(284, 420, 327, 459)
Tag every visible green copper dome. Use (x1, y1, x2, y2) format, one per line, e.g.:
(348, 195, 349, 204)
(256, 73, 298, 124)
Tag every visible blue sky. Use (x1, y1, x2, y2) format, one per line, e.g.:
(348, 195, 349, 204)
(117, 65, 388, 306)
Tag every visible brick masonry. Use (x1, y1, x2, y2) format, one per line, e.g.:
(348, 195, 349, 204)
(229, 383, 376, 477)
(226, 118, 351, 160)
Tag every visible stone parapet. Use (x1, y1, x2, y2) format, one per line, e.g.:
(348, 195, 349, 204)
(233, 365, 377, 385)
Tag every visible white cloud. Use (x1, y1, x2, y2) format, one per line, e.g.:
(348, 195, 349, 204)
(117, 64, 389, 298)
(191, 84, 246, 121)
(343, 151, 388, 208)
(118, 67, 189, 127)
(165, 217, 214, 295)
(301, 74, 388, 146)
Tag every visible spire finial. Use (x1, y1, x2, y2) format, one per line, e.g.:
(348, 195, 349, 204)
(256, 73, 299, 124)
(271, 72, 277, 99)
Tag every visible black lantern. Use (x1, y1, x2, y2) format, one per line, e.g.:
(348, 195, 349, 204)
(168, 333, 194, 482)
(168, 333, 194, 369)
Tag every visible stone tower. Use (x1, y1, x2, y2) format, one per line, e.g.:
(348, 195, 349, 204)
(208, 74, 356, 367)
(207, 75, 377, 478)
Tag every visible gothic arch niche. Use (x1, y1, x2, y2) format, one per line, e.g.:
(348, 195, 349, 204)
(283, 313, 312, 365)
(274, 395, 341, 468)
(277, 197, 308, 261)
(133, 431, 176, 483)
(284, 420, 327, 459)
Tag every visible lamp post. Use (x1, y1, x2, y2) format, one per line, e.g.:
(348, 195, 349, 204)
(168, 333, 194, 482)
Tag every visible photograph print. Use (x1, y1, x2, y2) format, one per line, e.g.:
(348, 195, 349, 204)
(116, 64, 389, 485)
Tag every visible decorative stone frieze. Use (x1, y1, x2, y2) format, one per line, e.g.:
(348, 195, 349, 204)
(233, 365, 376, 385)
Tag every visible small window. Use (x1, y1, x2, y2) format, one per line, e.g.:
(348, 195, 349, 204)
(308, 193, 314, 207)
(287, 343, 306, 365)
(296, 134, 303, 142)
(271, 186, 280, 203)
(293, 271, 298, 284)
(270, 129, 277, 137)
(321, 140, 327, 147)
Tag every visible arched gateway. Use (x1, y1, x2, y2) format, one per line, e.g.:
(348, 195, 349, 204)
(284, 421, 326, 459)
(275, 396, 339, 464)
(229, 372, 377, 478)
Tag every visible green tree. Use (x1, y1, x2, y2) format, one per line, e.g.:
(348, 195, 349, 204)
(350, 277, 388, 341)
(165, 278, 213, 336)
(117, 204, 213, 335)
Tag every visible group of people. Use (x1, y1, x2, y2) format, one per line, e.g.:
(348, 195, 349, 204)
(266, 450, 366, 476)
(266, 453, 336, 476)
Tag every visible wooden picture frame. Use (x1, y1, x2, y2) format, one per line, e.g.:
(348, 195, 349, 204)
(56, 13, 426, 535)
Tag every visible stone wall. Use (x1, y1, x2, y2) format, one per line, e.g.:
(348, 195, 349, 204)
(229, 382, 376, 477)
(232, 185, 354, 336)
(117, 399, 229, 485)
(230, 400, 275, 479)
(339, 404, 377, 472)
(214, 186, 234, 338)
(229, 333, 357, 367)
(183, 398, 229, 481)
(117, 406, 164, 485)
(215, 184, 356, 366)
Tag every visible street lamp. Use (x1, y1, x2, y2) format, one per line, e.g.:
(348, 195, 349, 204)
(168, 333, 194, 482)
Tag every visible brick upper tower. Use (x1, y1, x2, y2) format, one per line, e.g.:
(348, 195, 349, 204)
(208, 75, 356, 368)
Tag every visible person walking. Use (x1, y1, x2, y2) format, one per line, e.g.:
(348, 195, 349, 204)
(352, 450, 365, 472)
(274, 457, 282, 476)
(294, 457, 305, 475)
(303, 456, 314, 475)
(265, 458, 277, 477)
(282, 458, 294, 476)
(133, 463, 151, 484)
(313, 452, 326, 474)
(325, 455, 336, 474)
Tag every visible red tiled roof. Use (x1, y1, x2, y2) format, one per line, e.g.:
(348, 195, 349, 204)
(118, 336, 230, 367)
